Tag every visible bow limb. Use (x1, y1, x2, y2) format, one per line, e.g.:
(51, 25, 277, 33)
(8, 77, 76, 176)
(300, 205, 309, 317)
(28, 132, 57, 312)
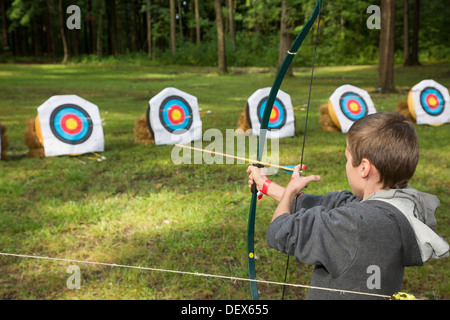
(246, 0, 323, 300)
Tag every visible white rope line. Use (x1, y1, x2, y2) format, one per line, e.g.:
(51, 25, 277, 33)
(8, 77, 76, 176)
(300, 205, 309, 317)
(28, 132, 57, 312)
(0, 252, 391, 299)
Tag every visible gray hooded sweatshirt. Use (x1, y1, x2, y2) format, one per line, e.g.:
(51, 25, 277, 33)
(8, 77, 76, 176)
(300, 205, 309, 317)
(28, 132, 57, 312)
(266, 187, 448, 300)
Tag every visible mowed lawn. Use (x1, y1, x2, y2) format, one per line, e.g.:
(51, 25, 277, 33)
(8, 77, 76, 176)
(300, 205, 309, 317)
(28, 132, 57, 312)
(0, 62, 448, 300)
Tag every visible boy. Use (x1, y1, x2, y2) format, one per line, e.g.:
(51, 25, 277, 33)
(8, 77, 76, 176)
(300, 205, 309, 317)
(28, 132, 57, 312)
(247, 112, 448, 299)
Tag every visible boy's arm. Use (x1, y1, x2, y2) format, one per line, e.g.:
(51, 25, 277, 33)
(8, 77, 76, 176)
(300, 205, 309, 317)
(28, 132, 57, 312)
(292, 190, 359, 212)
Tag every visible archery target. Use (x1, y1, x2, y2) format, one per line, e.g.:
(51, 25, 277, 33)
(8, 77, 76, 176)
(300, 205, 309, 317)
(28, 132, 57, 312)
(148, 87, 202, 145)
(408, 80, 449, 125)
(247, 87, 295, 139)
(50, 104, 93, 144)
(257, 97, 286, 130)
(159, 95, 193, 133)
(328, 85, 377, 133)
(37, 95, 104, 157)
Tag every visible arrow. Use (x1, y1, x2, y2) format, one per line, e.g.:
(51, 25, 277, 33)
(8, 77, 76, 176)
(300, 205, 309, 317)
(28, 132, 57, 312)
(174, 144, 306, 174)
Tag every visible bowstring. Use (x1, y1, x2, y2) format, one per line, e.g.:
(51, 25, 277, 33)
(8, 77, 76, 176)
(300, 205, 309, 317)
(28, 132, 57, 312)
(281, 6, 322, 301)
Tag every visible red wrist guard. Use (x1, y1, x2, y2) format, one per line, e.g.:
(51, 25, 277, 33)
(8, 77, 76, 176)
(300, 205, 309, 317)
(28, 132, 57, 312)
(261, 179, 272, 195)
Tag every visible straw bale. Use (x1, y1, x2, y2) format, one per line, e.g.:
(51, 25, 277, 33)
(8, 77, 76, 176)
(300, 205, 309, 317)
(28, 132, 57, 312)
(134, 116, 154, 145)
(319, 104, 340, 132)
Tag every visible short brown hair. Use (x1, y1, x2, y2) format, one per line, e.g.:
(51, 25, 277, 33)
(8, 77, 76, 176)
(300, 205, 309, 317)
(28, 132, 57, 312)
(346, 113, 419, 189)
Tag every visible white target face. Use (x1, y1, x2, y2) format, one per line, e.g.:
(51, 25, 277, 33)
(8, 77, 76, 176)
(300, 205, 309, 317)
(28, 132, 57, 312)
(247, 87, 295, 139)
(148, 87, 202, 145)
(409, 80, 449, 125)
(329, 85, 377, 133)
(37, 95, 104, 157)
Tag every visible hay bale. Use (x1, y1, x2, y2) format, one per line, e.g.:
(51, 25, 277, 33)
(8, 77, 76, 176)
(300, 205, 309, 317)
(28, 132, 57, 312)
(134, 115, 154, 145)
(396, 100, 415, 122)
(319, 103, 340, 132)
(1, 124, 8, 160)
(24, 118, 45, 158)
(237, 104, 251, 132)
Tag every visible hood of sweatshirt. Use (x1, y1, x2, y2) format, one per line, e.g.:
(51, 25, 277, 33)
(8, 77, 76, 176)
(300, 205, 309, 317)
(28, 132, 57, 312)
(365, 186, 449, 262)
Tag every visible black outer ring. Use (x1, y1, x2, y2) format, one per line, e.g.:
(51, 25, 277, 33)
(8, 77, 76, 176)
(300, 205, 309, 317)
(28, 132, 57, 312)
(419, 86, 445, 116)
(157, 95, 194, 134)
(339, 92, 368, 121)
(256, 96, 287, 131)
(49, 104, 93, 145)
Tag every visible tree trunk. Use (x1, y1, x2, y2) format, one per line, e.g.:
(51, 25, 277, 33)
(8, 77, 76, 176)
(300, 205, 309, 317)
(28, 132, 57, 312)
(378, 0, 396, 93)
(214, 0, 227, 73)
(1, 0, 8, 51)
(96, 0, 105, 57)
(46, 0, 56, 61)
(228, 0, 235, 52)
(403, 0, 412, 65)
(194, 0, 200, 43)
(132, 0, 139, 51)
(58, 0, 69, 64)
(177, 0, 183, 40)
(279, 0, 293, 77)
(410, 0, 421, 65)
(110, 0, 119, 56)
(146, 0, 152, 57)
(169, 0, 176, 58)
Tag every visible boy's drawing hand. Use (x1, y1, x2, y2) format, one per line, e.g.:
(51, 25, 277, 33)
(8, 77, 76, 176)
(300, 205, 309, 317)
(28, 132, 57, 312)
(286, 164, 320, 197)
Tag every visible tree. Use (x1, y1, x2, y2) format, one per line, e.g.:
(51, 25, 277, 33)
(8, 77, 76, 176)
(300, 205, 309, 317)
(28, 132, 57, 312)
(194, 0, 200, 43)
(278, 0, 293, 77)
(96, 0, 105, 57)
(403, 0, 411, 65)
(410, 0, 421, 65)
(146, 0, 152, 57)
(58, 0, 68, 64)
(378, 0, 396, 93)
(404, 0, 421, 66)
(214, 0, 227, 73)
(1, 0, 8, 51)
(228, 0, 235, 52)
(169, 0, 176, 58)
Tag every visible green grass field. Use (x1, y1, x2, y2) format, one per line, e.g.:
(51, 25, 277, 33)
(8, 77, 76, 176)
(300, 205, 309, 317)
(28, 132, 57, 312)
(0, 62, 448, 300)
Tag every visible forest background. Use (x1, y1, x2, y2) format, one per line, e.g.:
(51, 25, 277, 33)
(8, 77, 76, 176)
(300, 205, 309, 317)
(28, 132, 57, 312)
(1, 0, 449, 71)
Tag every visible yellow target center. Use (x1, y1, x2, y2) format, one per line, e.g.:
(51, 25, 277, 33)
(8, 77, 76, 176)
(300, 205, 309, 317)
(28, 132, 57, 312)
(349, 101, 359, 112)
(270, 109, 276, 120)
(172, 109, 182, 121)
(65, 118, 79, 130)
(428, 96, 438, 107)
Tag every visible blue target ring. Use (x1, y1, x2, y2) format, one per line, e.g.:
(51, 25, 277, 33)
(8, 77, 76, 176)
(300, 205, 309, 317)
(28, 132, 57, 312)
(339, 92, 368, 121)
(257, 97, 286, 130)
(419, 87, 445, 116)
(50, 104, 93, 145)
(159, 96, 193, 133)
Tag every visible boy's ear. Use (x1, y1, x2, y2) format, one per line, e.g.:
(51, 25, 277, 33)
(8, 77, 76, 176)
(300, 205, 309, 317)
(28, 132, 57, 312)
(360, 158, 371, 178)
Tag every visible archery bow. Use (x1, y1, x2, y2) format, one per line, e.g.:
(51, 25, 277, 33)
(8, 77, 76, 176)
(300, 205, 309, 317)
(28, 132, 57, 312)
(247, 0, 323, 300)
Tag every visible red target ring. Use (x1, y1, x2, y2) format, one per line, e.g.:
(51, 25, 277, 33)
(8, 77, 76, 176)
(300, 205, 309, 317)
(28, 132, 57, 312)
(60, 114, 83, 135)
(167, 105, 185, 125)
(346, 99, 362, 115)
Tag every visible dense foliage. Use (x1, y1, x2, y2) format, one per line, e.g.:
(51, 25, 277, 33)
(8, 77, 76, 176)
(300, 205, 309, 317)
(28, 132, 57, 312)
(0, 0, 449, 66)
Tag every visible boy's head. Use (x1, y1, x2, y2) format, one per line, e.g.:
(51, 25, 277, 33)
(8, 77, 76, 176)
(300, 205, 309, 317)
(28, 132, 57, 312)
(346, 112, 419, 190)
